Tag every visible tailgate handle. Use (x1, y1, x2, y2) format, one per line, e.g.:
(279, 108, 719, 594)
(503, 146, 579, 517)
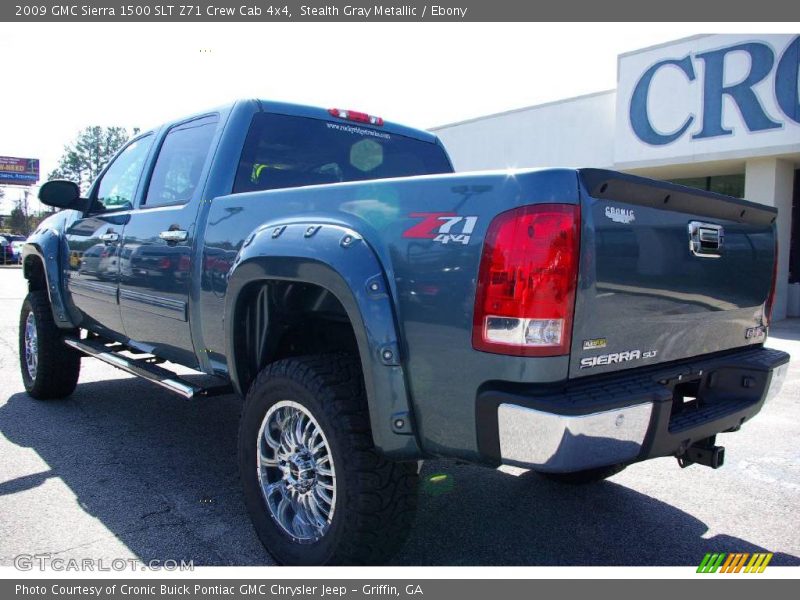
(688, 221, 723, 258)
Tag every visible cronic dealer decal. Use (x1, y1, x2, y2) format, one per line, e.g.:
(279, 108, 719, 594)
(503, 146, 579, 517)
(605, 206, 636, 224)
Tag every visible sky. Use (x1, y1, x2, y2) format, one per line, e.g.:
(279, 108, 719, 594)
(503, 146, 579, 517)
(0, 22, 795, 213)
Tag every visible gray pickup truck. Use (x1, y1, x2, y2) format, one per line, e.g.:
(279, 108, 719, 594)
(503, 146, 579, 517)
(20, 99, 789, 565)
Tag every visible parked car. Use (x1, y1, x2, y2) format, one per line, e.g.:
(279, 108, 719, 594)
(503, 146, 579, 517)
(76, 244, 106, 277)
(20, 99, 789, 565)
(10, 236, 26, 264)
(0, 235, 15, 265)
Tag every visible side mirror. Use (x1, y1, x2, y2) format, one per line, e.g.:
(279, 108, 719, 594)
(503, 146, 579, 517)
(38, 180, 85, 210)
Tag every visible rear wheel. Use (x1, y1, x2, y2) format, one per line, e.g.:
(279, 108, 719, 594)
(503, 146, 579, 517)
(538, 463, 627, 485)
(19, 291, 81, 399)
(238, 354, 419, 565)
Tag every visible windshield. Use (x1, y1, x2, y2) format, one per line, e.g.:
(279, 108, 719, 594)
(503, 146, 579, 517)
(233, 112, 452, 193)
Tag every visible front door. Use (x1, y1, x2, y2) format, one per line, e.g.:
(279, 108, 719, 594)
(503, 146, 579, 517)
(64, 134, 154, 339)
(118, 115, 219, 367)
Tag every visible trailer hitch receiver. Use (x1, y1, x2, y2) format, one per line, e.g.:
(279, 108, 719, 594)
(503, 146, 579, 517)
(677, 437, 725, 469)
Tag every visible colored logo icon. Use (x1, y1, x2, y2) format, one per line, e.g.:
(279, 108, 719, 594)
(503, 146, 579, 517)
(697, 552, 773, 573)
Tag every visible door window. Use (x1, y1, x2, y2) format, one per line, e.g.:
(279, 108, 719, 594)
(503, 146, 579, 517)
(144, 115, 218, 207)
(95, 135, 153, 211)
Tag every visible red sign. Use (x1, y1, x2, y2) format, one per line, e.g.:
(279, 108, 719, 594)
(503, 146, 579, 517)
(0, 157, 39, 186)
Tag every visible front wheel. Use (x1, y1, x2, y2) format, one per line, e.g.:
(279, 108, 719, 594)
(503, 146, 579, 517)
(19, 291, 81, 399)
(238, 354, 419, 565)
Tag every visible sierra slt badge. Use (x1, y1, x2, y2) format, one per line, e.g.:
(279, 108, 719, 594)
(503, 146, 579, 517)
(580, 349, 658, 369)
(605, 206, 635, 224)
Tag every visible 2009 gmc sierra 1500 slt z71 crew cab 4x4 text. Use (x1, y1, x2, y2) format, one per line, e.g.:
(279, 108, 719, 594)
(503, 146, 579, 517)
(19, 100, 789, 565)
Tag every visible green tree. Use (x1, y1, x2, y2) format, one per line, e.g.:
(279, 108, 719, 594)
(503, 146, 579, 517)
(28, 209, 55, 232)
(48, 126, 139, 193)
(8, 193, 33, 234)
(8, 206, 29, 234)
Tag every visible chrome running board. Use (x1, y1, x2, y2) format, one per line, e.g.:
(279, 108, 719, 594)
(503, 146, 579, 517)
(63, 336, 231, 399)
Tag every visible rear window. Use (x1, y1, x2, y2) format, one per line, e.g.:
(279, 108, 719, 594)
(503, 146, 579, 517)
(233, 112, 452, 193)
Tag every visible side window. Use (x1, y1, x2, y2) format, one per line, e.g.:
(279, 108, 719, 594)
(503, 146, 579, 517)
(95, 135, 153, 211)
(144, 115, 218, 207)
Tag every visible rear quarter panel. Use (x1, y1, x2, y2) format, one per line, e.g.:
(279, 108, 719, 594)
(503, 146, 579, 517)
(200, 168, 580, 460)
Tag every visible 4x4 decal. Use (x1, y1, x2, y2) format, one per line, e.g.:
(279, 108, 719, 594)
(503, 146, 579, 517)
(403, 212, 478, 245)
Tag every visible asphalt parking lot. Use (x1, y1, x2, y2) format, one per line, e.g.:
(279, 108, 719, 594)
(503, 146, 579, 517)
(0, 266, 798, 567)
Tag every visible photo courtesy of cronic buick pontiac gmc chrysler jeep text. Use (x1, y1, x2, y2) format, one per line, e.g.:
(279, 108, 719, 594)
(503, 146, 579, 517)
(19, 100, 789, 565)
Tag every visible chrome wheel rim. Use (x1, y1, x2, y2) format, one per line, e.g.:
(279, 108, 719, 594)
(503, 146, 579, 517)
(257, 400, 336, 543)
(23, 312, 38, 380)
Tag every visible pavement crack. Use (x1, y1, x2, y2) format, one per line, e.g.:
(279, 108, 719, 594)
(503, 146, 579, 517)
(140, 506, 172, 519)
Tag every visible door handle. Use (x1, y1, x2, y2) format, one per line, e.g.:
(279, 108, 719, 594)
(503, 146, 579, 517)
(99, 232, 119, 242)
(159, 230, 188, 243)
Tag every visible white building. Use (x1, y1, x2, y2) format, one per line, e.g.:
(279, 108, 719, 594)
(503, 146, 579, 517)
(434, 34, 800, 320)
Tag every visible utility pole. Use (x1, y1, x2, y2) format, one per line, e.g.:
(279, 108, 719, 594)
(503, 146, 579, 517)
(22, 188, 31, 235)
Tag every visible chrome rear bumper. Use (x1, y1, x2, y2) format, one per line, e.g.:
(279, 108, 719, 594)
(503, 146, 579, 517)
(498, 402, 652, 472)
(485, 348, 790, 473)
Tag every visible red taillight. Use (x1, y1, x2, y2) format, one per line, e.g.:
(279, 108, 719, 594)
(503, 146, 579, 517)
(158, 256, 172, 270)
(765, 241, 778, 325)
(472, 203, 581, 357)
(328, 107, 384, 126)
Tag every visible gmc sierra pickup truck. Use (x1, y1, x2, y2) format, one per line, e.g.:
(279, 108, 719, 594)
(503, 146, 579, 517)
(21, 99, 789, 565)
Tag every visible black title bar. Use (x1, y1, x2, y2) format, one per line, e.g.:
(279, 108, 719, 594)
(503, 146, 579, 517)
(3, 0, 798, 21)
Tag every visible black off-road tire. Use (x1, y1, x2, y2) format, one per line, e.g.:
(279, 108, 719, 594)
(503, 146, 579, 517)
(538, 463, 627, 485)
(19, 291, 81, 400)
(238, 353, 419, 565)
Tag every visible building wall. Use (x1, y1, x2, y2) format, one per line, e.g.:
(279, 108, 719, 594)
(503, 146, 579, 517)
(434, 91, 616, 172)
(745, 158, 796, 320)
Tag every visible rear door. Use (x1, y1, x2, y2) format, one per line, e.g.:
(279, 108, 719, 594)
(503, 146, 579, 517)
(118, 114, 219, 367)
(64, 134, 154, 338)
(570, 169, 776, 378)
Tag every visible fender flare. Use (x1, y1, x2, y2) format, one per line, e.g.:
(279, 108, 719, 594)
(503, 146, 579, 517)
(21, 226, 80, 329)
(224, 221, 422, 460)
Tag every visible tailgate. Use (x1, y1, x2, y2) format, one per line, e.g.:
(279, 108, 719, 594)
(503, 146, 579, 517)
(570, 169, 776, 379)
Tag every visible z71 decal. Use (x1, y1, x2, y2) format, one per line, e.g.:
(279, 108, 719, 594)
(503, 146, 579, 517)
(403, 212, 478, 245)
